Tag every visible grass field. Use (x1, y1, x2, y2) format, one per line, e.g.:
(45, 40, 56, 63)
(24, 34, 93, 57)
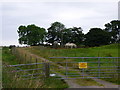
(22, 43, 119, 84)
(25, 44, 119, 58)
(3, 43, 119, 88)
(2, 47, 68, 88)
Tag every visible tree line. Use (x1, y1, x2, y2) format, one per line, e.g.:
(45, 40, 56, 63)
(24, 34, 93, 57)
(17, 20, 120, 47)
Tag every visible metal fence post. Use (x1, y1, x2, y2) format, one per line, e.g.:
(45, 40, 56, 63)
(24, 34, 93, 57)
(98, 57, 101, 78)
(44, 63, 50, 78)
(83, 58, 85, 78)
(65, 58, 68, 79)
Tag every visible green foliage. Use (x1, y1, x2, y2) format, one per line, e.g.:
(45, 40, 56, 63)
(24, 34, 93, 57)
(104, 20, 120, 43)
(46, 22, 65, 46)
(84, 28, 111, 47)
(63, 27, 84, 45)
(46, 22, 84, 46)
(17, 20, 119, 47)
(18, 24, 46, 46)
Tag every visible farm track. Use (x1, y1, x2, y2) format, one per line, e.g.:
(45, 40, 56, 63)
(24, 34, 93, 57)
(16, 48, 119, 88)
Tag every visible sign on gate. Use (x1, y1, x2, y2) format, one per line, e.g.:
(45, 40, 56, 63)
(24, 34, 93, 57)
(79, 62, 87, 68)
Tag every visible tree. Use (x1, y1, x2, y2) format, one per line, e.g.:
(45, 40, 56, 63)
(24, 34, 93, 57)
(104, 20, 120, 43)
(17, 24, 46, 46)
(46, 22, 65, 46)
(63, 27, 84, 45)
(84, 28, 111, 47)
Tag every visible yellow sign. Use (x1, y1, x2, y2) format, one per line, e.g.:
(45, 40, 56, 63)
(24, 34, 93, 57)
(79, 62, 87, 68)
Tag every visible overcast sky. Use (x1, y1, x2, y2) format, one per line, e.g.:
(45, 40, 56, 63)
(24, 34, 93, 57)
(0, 0, 119, 46)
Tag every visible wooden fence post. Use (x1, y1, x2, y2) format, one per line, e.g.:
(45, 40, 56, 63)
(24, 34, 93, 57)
(24, 54, 26, 63)
(30, 56, 32, 63)
(29, 55, 32, 63)
(13, 47, 15, 55)
(16, 49, 20, 64)
(44, 63, 50, 78)
(19, 52, 21, 63)
(11, 47, 13, 54)
(36, 58, 38, 68)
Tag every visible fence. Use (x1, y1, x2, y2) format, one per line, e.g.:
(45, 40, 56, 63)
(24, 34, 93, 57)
(6, 57, 120, 80)
(6, 62, 50, 80)
(11, 47, 42, 64)
(7, 47, 49, 79)
(9, 47, 120, 80)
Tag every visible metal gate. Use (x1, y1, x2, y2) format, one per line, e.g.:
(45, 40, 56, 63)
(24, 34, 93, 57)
(5, 57, 120, 80)
(5, 62, 50, 80)
(49, 57, 120, 79)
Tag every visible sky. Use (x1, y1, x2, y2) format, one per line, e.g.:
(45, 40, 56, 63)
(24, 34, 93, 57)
(0, 0, 119, 46)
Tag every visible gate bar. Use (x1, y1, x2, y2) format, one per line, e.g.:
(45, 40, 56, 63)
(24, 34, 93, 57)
(50, 57, 120, 59)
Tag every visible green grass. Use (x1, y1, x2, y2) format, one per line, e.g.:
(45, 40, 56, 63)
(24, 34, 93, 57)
(23, 43, 119, 84)
(2, 47, 19, 65)
(76, 78, 103, 86)
(2, 47, 68, 88)
(25, 44, 119, 58)
(42, 77, 68, 88)
(2, 66, 44, 88)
